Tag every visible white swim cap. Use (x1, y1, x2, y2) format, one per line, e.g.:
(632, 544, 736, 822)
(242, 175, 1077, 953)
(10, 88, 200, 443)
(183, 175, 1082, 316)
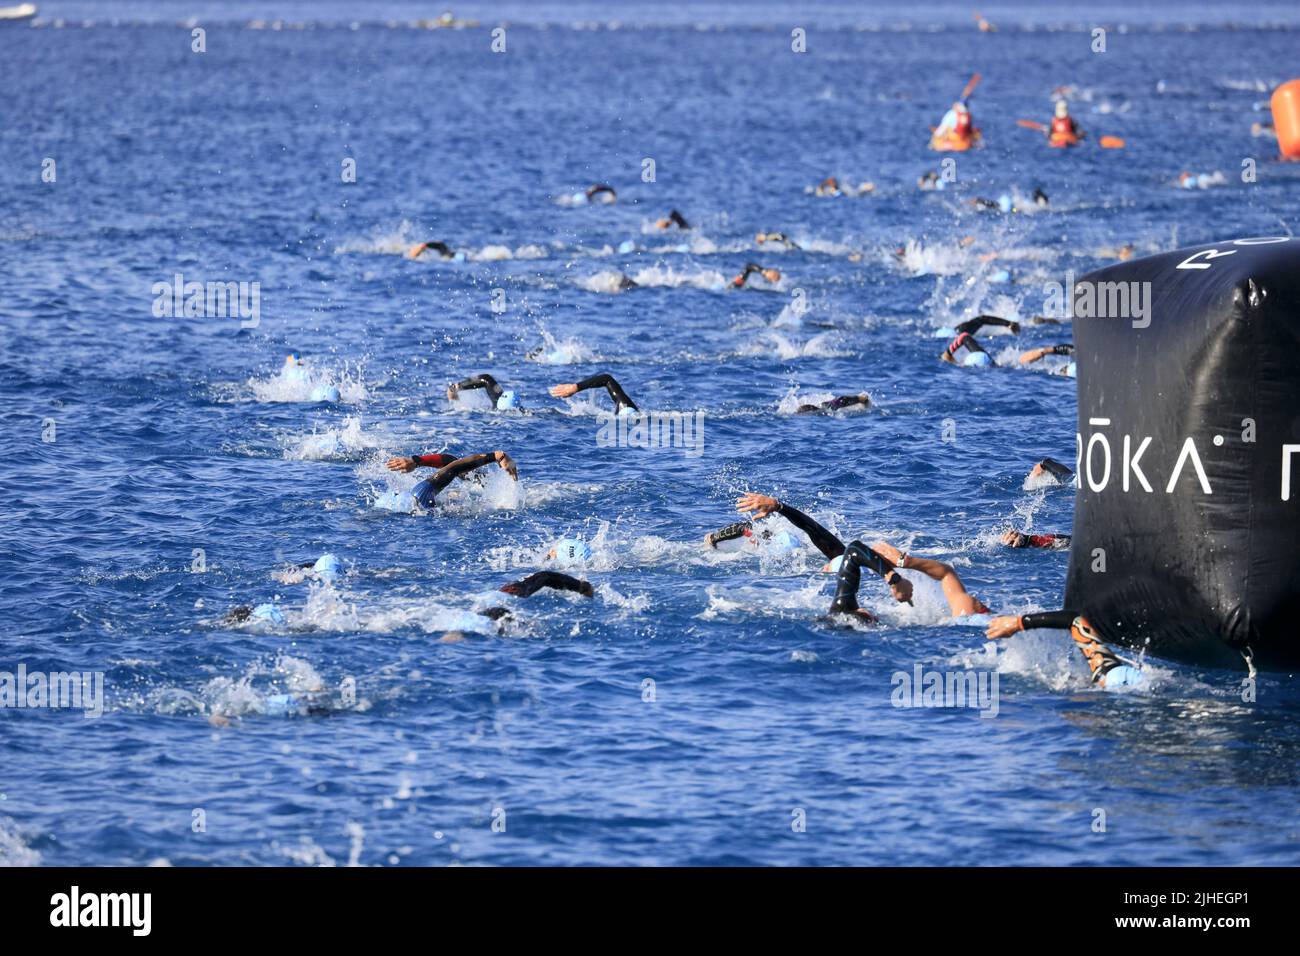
(964, 351, 993, 367)
(997, 194, 1013, 213)
(453, 251, 468, 262)
(827, 554, 845, 573)
(553, 538, 592, 566)
(617, 239, 636, 254)
(989, 268, 1011, 284)
(496, 390, 518, 410)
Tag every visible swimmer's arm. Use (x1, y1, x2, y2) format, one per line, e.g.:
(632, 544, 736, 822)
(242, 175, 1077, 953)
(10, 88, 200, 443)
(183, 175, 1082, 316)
(957, 315, 1020, 336)
(1019, 347, 1051, 365)
(431, 451, 517, 488)
(500, 571, 594, 599)
(386, 453, 457, 473)
(987, 609, 1075, 639)
(1037, 457, 1074, 480)
(775, 502, 845, 559)
(706, 520, 752, 549)
(451, 374, 503, 404)
(567, 373, 638, 412)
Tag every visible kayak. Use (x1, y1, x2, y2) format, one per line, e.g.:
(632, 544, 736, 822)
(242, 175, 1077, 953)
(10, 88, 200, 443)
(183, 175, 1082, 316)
(930, 129, 980, 152)
(1048, 132, 1080, 148)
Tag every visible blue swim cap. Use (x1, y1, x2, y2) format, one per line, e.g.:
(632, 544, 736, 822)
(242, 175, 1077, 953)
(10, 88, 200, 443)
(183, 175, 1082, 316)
(964, 351, 993, 367)
(826, 554, 845, 573)
(571, 191, 587, 204)
(997, 194, 1013, 213)
(310, 385, 341, 403)
(767, 530, 800, 553)
(553, 538, 592, 565)
(251, 603, 285, 625)
(933, 326, 958, 338)
(313, 553, 340, 581)
(263, 693, 299, 716)
(1064, 361, 1077, 378)
(617, 239, 636, 254)
(453, 251, 467, 262)
(496, 389, 519, 410)
(935, 178, 947, 191)
(989, 269, 1011, 284)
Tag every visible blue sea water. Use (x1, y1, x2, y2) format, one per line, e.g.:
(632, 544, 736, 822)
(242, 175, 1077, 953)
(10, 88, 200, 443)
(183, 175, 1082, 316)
(2, 0, 1299, 866)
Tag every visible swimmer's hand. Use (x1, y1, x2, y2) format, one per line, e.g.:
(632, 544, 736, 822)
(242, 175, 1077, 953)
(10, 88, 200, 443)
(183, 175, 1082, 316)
(550, 383, 579, 399)
(761, 268, 781, 284)
(446, 383, 459, 400)
(985, 615, 1023, 640)
(736, 492, 779, 518)
(386, 456, 418, 473)
(494, 450, 518, 480)
(1007, 321, 1022, 334)
(1001, 530, 1028, 548)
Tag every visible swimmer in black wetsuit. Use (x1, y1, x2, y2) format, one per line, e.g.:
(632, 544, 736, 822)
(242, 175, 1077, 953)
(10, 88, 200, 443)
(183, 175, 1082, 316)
(384, 450, 518, 509)
(832, 539, 991, 619)
(707, 492, 848, 570)
(1032, 187, 1049, 207)
(731, 263, 782, 287)
(985, 612, 1144, 688)
(447, 373, 515, 407)
(549, 373, 639, 414)
(408, 240, 456, 260)
(655, 210, 690, 230)
(617, 273, 639, 290)
(796, 393, 871, 414)
(756, 231, 801, 251)
(499, 571, 594, 599)
(586, 183, 617, 203)
(939, 316, 1020, 365)
(1027, 457, 1073, 484)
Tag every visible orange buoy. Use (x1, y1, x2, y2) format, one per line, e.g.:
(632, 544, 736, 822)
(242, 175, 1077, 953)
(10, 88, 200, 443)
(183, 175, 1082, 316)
(1271, 79, 1300, 159)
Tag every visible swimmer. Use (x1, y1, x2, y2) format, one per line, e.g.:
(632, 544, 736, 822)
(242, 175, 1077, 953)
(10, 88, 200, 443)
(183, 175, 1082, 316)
(617, 272, 639, 290)
(815, 176, 841, 197)
(708, 492, 847, 569)
(985, 613, 1145, 689)
(408, 240, 456, 260)
(1027, 457, 1074, 484)
(836, 540, 990, 618)
(499, 571, 594, 599)
(655, 209, 691, 230)
(1001, 530, 1071, 550)
(1032, 187, 1049, 207)
(918, 170, 942, 190)
(586, 183, 617, 203)
(447, 372, 519, 410)
(796, 393, 871, 415)
(731, 263, 782, 287)
(384, 450, 518, 509)
(940, 317, 1018, 366)
(756, 231, 801, 251)
(549, 373, 639, 414)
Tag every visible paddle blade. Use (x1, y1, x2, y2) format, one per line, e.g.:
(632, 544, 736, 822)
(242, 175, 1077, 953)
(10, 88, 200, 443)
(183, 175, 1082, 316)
(961, 73, 982, 100)
(1100, 135, 1126, 149)
(1017, 119, 1047, 131)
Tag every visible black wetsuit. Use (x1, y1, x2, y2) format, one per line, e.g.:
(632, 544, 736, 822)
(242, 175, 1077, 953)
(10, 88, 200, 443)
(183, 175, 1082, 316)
(708, 502, 846, 560)
(1036, 457, 1074, 481)
(501, 571, 594, 599)
(453, 374, 505, 405)
(954, 315, 1019, 337)
(829, 540, 899, 614)
(733, 263, 772, 286)
(412, 453, 498, 509)
(586, 184, 617, 201)
(666, 209, 690, 229)
(797, 395, 870, 415)
(573, 373, 638, 413)
(1032, 187, 1049, 207)
(618, 274, 639, 290)
(759, 232, 800, 251)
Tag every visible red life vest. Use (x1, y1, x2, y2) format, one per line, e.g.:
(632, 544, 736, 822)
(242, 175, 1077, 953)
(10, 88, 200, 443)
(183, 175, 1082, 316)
(1050, 116, 1074, 137)
(955, 112, 972, 135)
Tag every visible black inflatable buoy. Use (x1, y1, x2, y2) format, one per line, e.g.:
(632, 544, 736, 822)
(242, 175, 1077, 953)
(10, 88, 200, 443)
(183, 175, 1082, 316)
(1065, 237, 1300, 670)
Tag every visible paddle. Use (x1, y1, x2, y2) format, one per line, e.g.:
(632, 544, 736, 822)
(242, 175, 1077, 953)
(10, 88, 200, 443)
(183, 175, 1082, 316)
(960, 73, 982, 102)
(1018, 118, 1126, 148)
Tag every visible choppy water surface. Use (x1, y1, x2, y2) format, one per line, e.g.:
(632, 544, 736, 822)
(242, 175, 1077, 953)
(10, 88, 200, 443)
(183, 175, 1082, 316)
(1, 1, 1299, 865)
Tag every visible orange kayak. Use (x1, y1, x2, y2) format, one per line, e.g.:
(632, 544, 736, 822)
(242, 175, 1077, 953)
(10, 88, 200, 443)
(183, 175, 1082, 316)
(930, 129, 980, 152)
(1048, 132, 1080, 148)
